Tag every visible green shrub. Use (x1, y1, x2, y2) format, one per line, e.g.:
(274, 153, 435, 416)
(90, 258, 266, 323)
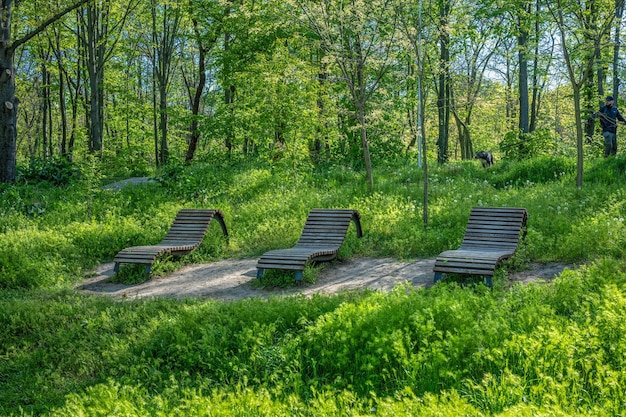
(16, 157, 80, 187)
(500, 129, 558, 160)
(0, 228, 79, 289)
(485, 156, 575, 188)
(585, 154, 626, 184)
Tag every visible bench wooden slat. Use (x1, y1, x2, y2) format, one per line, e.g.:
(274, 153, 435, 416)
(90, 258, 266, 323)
(433, 207, 528, 286)
(256, 209, 362, 280)
(113, 209, 228, 275)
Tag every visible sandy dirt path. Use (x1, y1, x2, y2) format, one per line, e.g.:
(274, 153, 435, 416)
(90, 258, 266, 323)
(79, 257, 571, 301)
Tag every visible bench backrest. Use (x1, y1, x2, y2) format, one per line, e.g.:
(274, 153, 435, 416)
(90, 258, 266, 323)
(295, 209, 362, 248)
(161, 209, 228, 244)
(459, 207, 528, 252)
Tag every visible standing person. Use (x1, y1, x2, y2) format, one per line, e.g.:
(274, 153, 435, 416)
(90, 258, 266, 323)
(586, 96, 626, 157)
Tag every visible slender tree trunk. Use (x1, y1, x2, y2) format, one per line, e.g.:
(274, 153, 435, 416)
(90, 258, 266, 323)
(56, 52, 68, 158)
(152, 1, 181, 166)
(529, 3, 540, 133)
(41, 60, 50, 158)
(405, 61, 419, 153)
(614, 0, 625, 100)
(152, 55, 159, 166)
(224, 30, 235, 158)
(358, 107, 373, 190)
(225, 84, 234, 157)
(437, 0, 451, 164)
(314, 56, 329, 160)
(355, 40, 373, 190)
(47, 27, 69, 158)
(583, 66, 596, 138)
(505, 52, 515, 130)
(159, 84, 168, 164)
(421, 78, 428, 230)
(518, 20, 529, 134)
(573, 87, 584, 187)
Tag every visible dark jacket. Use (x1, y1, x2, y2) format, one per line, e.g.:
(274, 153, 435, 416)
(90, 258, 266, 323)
(588, 105, 626, 133)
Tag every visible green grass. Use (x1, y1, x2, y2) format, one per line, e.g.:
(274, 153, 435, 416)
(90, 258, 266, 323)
(2, 155, 626, 415)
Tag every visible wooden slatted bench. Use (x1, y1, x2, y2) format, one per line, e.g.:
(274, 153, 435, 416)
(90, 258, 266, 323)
(113, 209, 228, 275)
(433, 207, 528, 287)
(256, 208, 363, 281)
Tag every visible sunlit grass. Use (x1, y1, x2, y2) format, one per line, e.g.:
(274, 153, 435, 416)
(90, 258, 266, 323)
(2, 155, 626, 415)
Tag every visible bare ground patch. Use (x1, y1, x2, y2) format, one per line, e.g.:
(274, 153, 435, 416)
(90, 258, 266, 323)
(79, 258, 573, 301)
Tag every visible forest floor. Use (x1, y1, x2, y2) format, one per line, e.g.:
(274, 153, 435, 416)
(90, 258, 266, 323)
(85, 177, 573, 301)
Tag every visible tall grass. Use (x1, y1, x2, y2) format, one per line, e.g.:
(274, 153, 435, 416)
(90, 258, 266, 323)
(2, 259, 626, 415)
(1, 155, 626, 415)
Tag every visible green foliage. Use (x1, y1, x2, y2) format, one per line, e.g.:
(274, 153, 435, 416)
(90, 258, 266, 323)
(0, 155, 623, 291)
(110, 264, 149, 285)
(500, 129, 559, 161)
(4, 258, 626, 415)
(584, 154, 626, 184)
(0, 228, 78, 289)
(483, 155, 575, 188)
(16, 157, 80, 187)
(4, 156, 626, 414)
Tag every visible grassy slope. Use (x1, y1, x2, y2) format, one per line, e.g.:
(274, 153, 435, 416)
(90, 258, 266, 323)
(1, 156, 626, 415)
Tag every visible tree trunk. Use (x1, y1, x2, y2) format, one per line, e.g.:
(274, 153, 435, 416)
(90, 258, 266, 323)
(357, 106, 373, 190)
(225, 84, 235, 157)
(314, 57, 329, 160)
(51, 29, 69, 158)
(456, 116, 473, 159)
(159, 84, 168, 165)
(518, 20, 529, 134)
(405, 61, 419, 154)
(505, 51, 515, 130)
(529, 4, 540, 133)
(354, 38, 373, 190)
(0, 1, 17, 182)
(573, 87, 584, 188)
(437, 0, 451, 164)
(614, 0, 625, 100)
(41, 60, 50, 158)
(85, 3, 104, 154)
(185, 22, 207, 163)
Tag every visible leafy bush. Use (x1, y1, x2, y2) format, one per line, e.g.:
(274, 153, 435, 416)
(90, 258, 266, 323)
(0, 228, 79, 289)
(585, 154, 626, 184)
(484, 155, 575, 188)
(499, 129, 558, 160)
(16, 157, 80, 187)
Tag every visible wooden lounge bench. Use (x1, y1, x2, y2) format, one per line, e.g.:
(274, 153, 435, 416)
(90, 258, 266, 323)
(256, 208, 363, 281)
(113, 209, 228, 275)
(433, 207, 528, 287)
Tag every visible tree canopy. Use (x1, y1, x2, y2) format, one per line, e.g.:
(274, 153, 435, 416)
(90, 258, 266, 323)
(2, 0, 624, 185)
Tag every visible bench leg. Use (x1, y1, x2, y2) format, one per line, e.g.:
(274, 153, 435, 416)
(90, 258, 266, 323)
(145, 265, 152, 275)
(295, 271, 303, 281)
(257, 269, 264, 279)
(485, 276, 492, 288)
(114, 263, 120, 273)
(434, 272, 443, 283)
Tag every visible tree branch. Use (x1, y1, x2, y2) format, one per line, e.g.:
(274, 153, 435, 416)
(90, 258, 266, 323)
(11, 0, 92, 51)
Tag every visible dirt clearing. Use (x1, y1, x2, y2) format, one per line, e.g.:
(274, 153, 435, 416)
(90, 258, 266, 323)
(80, 257, 571, 301)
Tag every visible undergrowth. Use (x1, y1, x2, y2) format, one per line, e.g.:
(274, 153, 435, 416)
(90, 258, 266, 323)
(2, 155, 626, 415)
